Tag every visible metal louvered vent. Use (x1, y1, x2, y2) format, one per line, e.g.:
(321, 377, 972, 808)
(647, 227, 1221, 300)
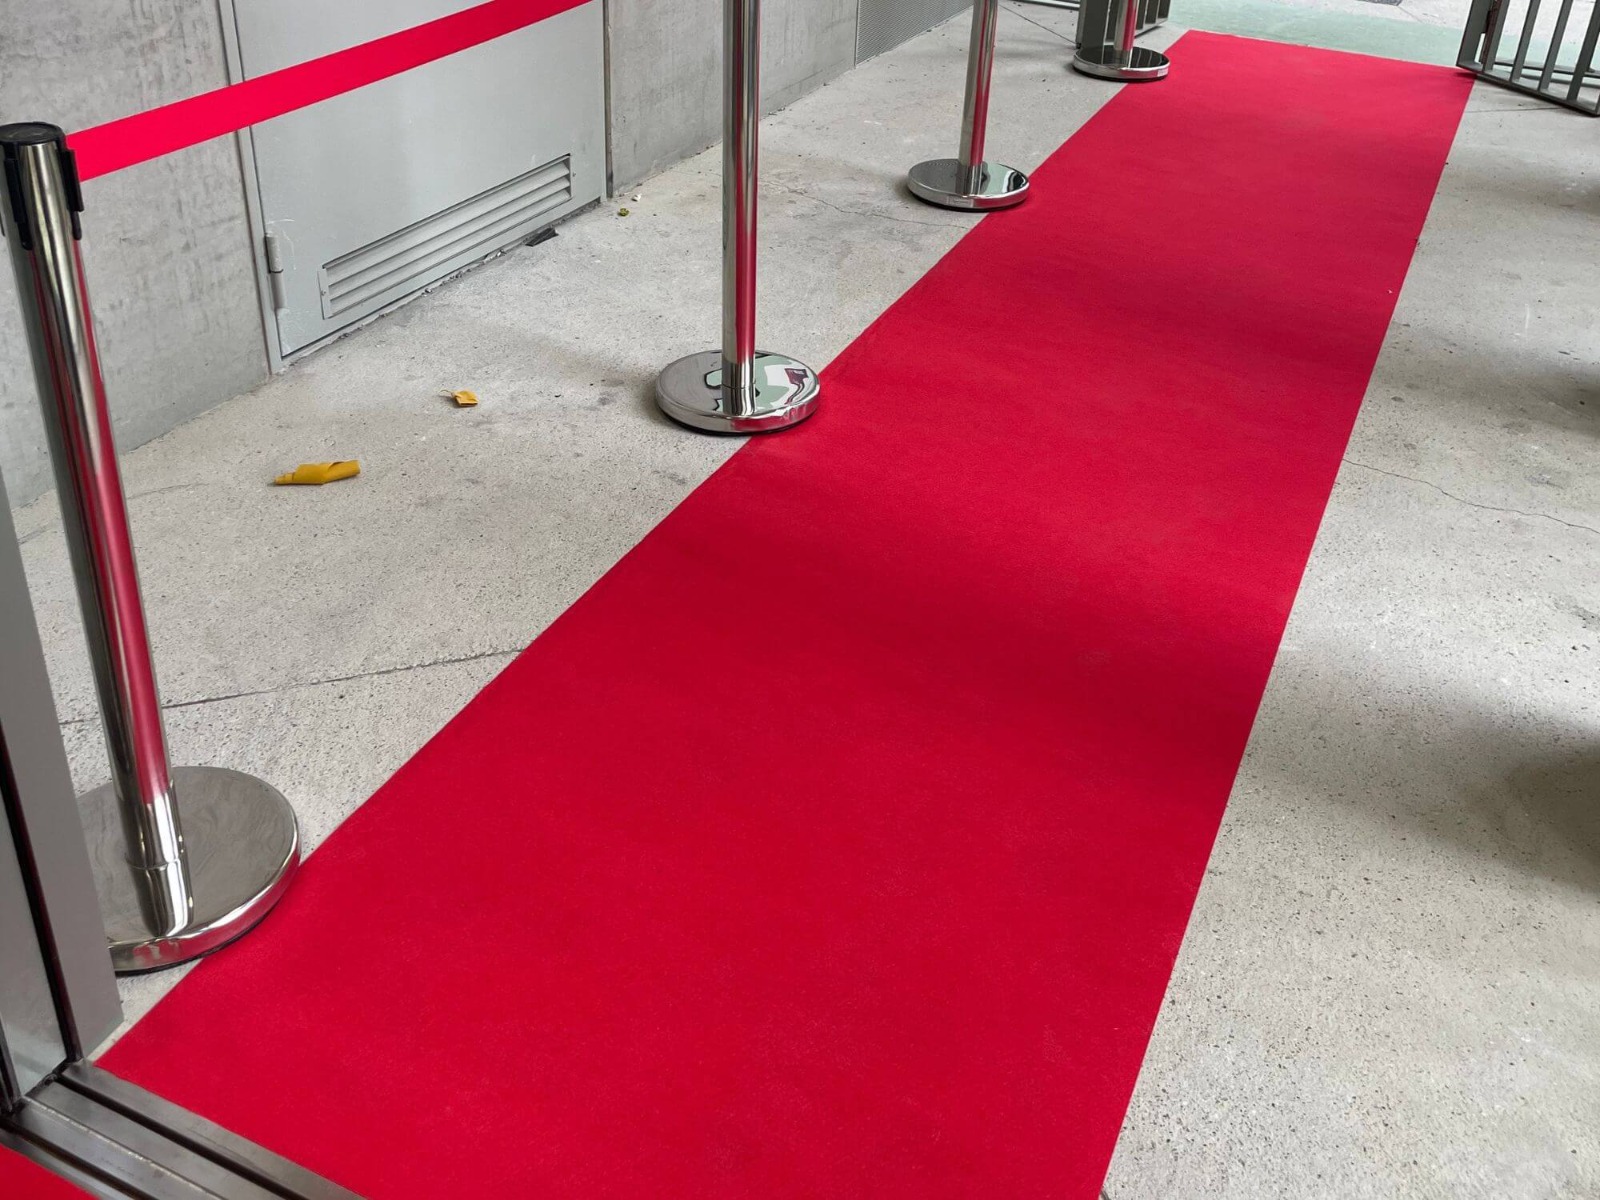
(319, 155, 573, 319)
(857, 0, 971, 63)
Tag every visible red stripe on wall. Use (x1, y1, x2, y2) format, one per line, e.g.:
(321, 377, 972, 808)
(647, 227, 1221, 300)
(67, 0, 587, 182)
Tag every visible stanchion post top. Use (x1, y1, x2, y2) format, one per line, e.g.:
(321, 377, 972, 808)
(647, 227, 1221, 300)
(0, 121, 66, 146)
(1, 122, 85, 246)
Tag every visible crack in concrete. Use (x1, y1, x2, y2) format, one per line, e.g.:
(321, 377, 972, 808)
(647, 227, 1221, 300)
(1004, 3, 1080, 44)
(15, 483, 202, 546)
(1468, 104, 1570, 114)
(128, 481, 205, 502)
(1343, 457, 1600, 537)
(776, 184, 968, 230)
(57, 644, 523, 727)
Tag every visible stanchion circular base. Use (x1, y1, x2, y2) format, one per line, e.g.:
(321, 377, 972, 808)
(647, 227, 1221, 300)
(906, 159, 1030, 211)
(656, 350, 820, 433)
(1071, 45, 1171, 81)
(80, 766, 300, 974)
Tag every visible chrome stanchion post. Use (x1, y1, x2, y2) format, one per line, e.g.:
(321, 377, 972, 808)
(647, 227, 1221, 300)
(0, 123, 299, 974)
(655, 0, 819, 433)
(907, 0, 1029, 211)
(1072, 0, 1170, 80)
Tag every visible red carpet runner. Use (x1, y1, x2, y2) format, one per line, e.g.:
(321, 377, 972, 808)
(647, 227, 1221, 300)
(91, 34, 1471, 1200)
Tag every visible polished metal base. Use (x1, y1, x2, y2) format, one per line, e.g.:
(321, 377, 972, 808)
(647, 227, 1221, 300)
(906, 158, 1029, 211)
(656, 350, 820, 433)
(1072, 45, 1171, 80)
(81, 767, 300, 974)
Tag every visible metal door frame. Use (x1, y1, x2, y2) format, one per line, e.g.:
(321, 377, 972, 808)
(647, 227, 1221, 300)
(215, 0, 299, 375)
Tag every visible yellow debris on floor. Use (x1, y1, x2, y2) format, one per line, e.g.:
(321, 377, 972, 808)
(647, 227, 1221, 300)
(443, 389, 479, 407)
(273, 461, 361, 486)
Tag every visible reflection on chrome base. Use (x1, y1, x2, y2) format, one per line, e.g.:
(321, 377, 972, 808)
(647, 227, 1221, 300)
(907, 158, 1030, 211)
(1072, 44, 1171, 80)
(82, 766, 301, 973)
(656, 350, 821, 433)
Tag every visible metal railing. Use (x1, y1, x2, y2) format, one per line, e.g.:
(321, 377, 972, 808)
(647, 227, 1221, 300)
(1458, 0, 1600, 113)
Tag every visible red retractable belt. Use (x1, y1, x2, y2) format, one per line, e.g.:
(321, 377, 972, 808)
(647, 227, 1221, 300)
(68, 0, 586, 181)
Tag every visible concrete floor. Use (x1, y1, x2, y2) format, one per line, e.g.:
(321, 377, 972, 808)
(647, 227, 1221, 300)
(1107, 81, 1600, 1200)
(7, 10, 1597, 1199)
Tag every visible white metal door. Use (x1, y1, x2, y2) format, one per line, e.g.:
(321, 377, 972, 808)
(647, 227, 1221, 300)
(226, 0, 607, 357)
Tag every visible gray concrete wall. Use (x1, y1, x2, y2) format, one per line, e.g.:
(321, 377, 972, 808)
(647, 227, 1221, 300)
(606, 0, 861, 189)
(0, 1, 268, 506)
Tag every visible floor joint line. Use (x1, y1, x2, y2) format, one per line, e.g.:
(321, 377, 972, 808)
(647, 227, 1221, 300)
(1343, 457, 1600, 537)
